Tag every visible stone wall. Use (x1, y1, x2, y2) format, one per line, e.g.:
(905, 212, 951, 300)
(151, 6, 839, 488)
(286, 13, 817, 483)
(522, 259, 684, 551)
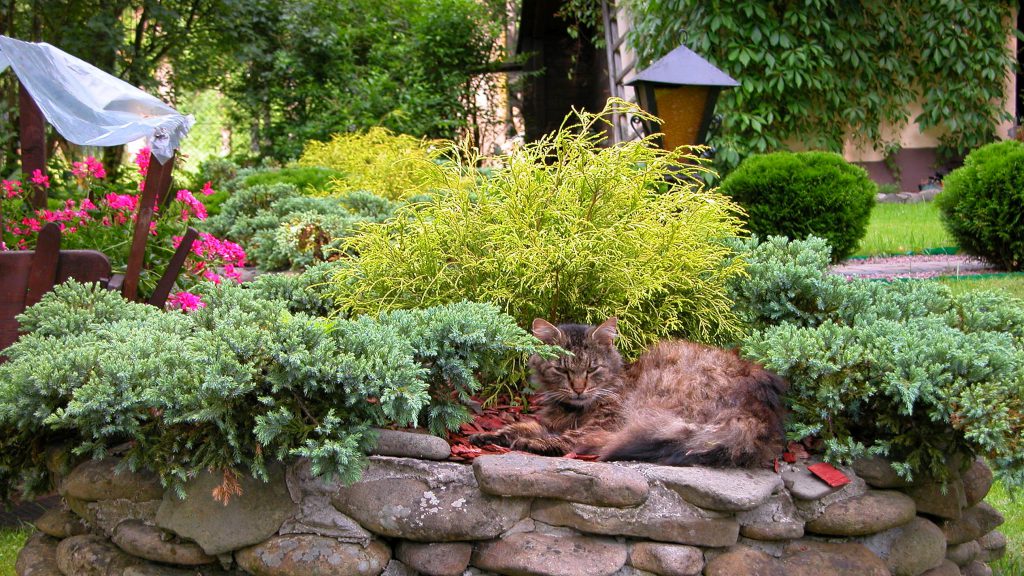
(16, 430, 1006, 576)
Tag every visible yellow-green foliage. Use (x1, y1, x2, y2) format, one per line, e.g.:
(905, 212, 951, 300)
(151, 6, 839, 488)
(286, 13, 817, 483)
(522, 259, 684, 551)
(328, 100, 748, 357)
(297, 127, 456, 200)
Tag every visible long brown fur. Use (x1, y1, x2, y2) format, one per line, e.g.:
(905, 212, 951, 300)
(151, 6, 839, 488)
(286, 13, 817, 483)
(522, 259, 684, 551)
(469, 317, 787, 468)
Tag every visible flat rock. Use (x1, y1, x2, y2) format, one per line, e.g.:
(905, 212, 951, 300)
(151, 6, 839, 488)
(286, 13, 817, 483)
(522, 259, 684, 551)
(781, 540, 890, 575)
(79, 498, 162, 537)
(962, 459, 994, 507)
(123, 565, 242, 576)
(945, 540, 980, 566)
(738, 493, 804, 541)
(531, 483, 739, 547)
(853, 457, 912, 488)
(940, 502, 1004, 545)
(395, 541, 472, 576)
(332, 457, 530, 541)
(156, 461, 296, 555)
(961, 560, 993, 576)
(55, 534, 146, 576)
(640, 465, 782, 512)
(382, 559, 418, 576)
(805, 490, 916, 536)
(235, 535, 391, 576)
(783, 467, 841, 501)
(474, 453, 649, 507)
(703, 546, 784, 576)
(472, 531, 627, 576)
(112, 519, 215, 565)
(884, 517, 947, 576)
(61, 458, 164, 502)
(370, 428, 451, 460)
(34, 507, 87, 539)
(976, 530, 1006, 563)
(283, 459, 373, 545)
(14, 532, 61, 576)
(627, 542, 703, 576)
(902, 479, 966, 520)
(920, 559, 960, 576)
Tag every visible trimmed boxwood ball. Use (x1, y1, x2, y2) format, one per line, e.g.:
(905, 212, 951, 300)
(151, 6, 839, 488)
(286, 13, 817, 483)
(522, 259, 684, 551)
(719, 151, 876, 261)
(935, 140, 1024, 270)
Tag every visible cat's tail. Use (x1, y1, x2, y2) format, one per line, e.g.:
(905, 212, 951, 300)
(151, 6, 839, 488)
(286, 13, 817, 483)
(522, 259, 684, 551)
(598, 377, 787, 468)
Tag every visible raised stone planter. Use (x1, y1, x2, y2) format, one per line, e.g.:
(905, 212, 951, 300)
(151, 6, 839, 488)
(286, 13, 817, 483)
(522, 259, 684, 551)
(15, 431, 1005, 576)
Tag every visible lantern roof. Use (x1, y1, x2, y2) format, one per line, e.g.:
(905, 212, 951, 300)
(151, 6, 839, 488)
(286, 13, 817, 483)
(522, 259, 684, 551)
(626, 44, 739, 88)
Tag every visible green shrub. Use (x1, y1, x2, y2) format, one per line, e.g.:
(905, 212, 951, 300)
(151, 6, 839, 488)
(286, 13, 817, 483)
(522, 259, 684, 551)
(329, 102, 747, 357)
(732, 236, 1024, 485)
(240, 167, 345, 194)
(0, 281, 552, 501)
(298, 128, 464, 201)
(936, 140, 1024, 270)
(720, 152, 876, 261)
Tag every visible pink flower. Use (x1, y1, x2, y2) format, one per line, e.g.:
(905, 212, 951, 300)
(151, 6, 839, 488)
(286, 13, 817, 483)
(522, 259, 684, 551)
(104, 193, 139, 212)
(2, 180, 22, 199)
(30, 169, 50, 189)
(167, 291, 205, 312)
(134, 147, 151, 189)
(175, 189, 208, 221)
(200, 181, 215, 196)
(85, 157, 106, 179)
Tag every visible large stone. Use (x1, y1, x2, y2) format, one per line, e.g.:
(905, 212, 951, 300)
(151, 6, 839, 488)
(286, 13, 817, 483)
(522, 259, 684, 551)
(395, 541, 472, 576)
(853, 457, 912, 488)
(640, 465, 782, 512)
(961, 459, 994, 507)
(34, 507, 87, 539)
(370, 428, 451, 460)
(783, 467, 842, 501)
(14, 532, 61, 576)
(155, 462, 296, 555)
(382, 560, 418, 576)
(961, 560, 993, 576)
(112, 519, 216, 566)
(780, 540, 890, 576)
(81, 498, 162, 536)
(123, 565, 242, 576)
(939, 502, 1004, 545)
(283, 459, 373, 546)
(235, 535, 391, 576)
(331, 457, 530, 541)
(61, 458, 164, 502)
(703, 546, 785, 576)
(945, 540, 980, 566)
(627, 542, 703, 576)
(976, 530, 1007, 563)
(901, 479, 966, 520)
(472, 531, 627, 576)
(805, 490, 917, 536)
(532, 483, 739, 548)
(737, 493, 804, 541)
(883, 517, 947, 576)
(920, 559, 960, 576)
(474, 453, 649, 507)
(55, 534, 146, 576)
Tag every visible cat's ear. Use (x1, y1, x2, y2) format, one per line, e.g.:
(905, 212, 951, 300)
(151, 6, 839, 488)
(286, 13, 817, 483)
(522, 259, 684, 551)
(532, 318, 563, 344)
(590, 317, 618, 346)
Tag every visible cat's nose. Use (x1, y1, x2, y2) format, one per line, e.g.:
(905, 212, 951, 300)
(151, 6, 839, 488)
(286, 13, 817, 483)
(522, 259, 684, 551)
(571, 378, 587, 394)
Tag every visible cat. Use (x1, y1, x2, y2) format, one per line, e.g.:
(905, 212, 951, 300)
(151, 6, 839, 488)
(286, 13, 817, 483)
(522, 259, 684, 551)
(469, 317, 787, 467)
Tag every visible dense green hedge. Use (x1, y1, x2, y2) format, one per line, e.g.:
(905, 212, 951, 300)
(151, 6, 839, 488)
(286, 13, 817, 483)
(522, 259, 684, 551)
(0, 282, 551, 500)
(733, 236, 1024, 485)
(936, 140, 1024, 270)
(720, 152, 875, 261)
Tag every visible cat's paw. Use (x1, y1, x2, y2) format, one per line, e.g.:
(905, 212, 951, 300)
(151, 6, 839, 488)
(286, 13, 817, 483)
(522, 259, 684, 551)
(469, 432, 508, 447)
(511, 437, 566, 456)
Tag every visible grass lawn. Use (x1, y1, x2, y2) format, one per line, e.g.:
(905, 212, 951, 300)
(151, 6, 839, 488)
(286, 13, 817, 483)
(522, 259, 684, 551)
(941, 274, 1024, 300)
(854, 202, 956, 257)
(0, 526, 29, 576)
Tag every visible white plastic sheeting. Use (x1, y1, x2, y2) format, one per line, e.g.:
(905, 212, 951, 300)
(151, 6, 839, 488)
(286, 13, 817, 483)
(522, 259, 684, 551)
(0, 35, 193, 163)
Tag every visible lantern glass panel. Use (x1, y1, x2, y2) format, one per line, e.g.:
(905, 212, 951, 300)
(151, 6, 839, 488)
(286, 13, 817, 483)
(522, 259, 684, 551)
(654, 85, 710, 150)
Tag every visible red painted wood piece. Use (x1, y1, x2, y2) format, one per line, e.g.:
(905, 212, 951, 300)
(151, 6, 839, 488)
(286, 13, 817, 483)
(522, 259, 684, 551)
(18, 83, 47, 209)
(149, 226, 198, 308)
(0, 250, 111, 357)
(807, 462, 851, 487)
(24, 223, 61, 307)
(122, 152, 175, 302)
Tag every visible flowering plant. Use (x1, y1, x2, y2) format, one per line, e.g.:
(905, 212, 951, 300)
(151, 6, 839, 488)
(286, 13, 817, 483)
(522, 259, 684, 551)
(0, 149, 245, 308)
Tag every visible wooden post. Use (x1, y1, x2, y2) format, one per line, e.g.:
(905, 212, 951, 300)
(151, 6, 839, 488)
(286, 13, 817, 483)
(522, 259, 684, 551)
(148, 226, 198, 308)
(122, 151, 175, 301)
(18, 82, 47, 209)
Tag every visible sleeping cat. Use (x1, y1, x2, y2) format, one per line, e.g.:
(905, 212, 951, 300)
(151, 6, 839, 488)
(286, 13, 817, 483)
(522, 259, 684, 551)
(469, 317, 787, 467)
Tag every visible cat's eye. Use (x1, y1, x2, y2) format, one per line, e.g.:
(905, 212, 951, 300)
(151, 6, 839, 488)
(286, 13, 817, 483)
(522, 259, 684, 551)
(587, 367, 602, 375)
(551, 366, 568, 376)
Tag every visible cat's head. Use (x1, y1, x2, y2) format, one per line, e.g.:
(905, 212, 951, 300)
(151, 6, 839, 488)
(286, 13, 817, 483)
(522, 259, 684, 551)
(528, 317, 622, 408)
